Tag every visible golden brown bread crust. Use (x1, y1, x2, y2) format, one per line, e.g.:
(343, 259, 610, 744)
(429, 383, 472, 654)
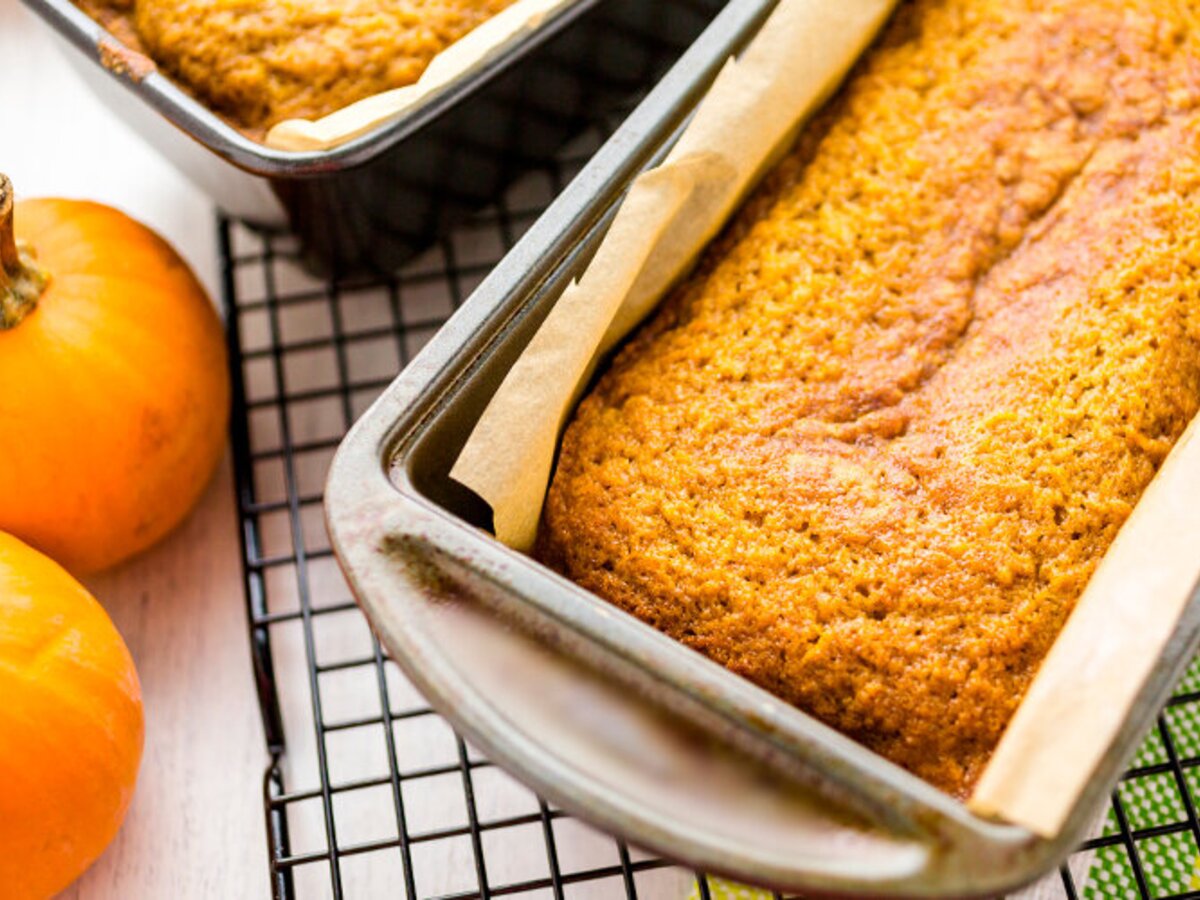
(76, 0, 515, 135)
(538, 0, 1200, 796)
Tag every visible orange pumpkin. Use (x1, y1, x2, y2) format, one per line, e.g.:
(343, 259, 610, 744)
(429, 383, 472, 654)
(0, 531, 144, 899)
(0, 175, 230, 573)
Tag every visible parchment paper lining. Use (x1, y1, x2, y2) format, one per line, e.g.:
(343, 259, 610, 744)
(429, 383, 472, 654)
(971, 417, 1200, 836)
(266, 0, 577, 151)
(450, 0, 1200, 840)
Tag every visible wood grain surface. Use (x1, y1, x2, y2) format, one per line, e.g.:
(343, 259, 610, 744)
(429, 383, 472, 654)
(68, 458, 270, 900)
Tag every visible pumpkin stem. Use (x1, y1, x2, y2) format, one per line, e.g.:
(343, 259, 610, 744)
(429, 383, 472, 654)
(0, 175, 49, 330)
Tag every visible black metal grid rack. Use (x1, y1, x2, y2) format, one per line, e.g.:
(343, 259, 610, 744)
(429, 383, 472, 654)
(221, 111, 1200, 900)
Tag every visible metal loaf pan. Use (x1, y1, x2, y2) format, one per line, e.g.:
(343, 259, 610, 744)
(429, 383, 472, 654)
(22, 0, 726, 275)
(325, 0, 1200, 893)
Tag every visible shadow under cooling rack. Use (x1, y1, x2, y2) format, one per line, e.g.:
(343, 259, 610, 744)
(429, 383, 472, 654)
(220, 126, 1200, 900)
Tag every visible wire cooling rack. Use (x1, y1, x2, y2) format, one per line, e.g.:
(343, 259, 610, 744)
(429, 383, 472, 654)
(220, 120, 1200, 900)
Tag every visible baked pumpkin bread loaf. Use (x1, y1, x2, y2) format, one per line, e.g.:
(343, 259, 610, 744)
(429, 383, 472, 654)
(538, 0, 1200, 797)
(76, 0, 516, 135)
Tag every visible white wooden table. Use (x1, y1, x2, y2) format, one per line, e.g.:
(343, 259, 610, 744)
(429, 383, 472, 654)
(2, 3, 270, 896)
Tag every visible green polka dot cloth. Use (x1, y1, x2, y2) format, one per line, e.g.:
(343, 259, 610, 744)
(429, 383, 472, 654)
(687, 655, 1200, 900)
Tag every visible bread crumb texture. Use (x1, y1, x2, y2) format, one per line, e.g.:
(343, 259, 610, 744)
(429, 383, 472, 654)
(539, 0, 1200, 797)
(76, 0, 516, 132)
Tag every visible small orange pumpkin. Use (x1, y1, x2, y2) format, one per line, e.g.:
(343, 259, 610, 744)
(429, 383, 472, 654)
(0, 531, 144, 900)
(0, 175, 230, 573)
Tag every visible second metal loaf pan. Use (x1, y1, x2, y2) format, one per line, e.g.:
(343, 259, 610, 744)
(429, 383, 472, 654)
(23, 0, 729, 274)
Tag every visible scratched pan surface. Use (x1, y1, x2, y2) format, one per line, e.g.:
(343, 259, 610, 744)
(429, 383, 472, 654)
(324, 0, 1200, 893)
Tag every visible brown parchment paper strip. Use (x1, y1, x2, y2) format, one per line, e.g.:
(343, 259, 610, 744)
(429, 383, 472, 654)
(266, 0, 576, 151)
(970, 415, 1200, 837)
(450, 0, 900, 550)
